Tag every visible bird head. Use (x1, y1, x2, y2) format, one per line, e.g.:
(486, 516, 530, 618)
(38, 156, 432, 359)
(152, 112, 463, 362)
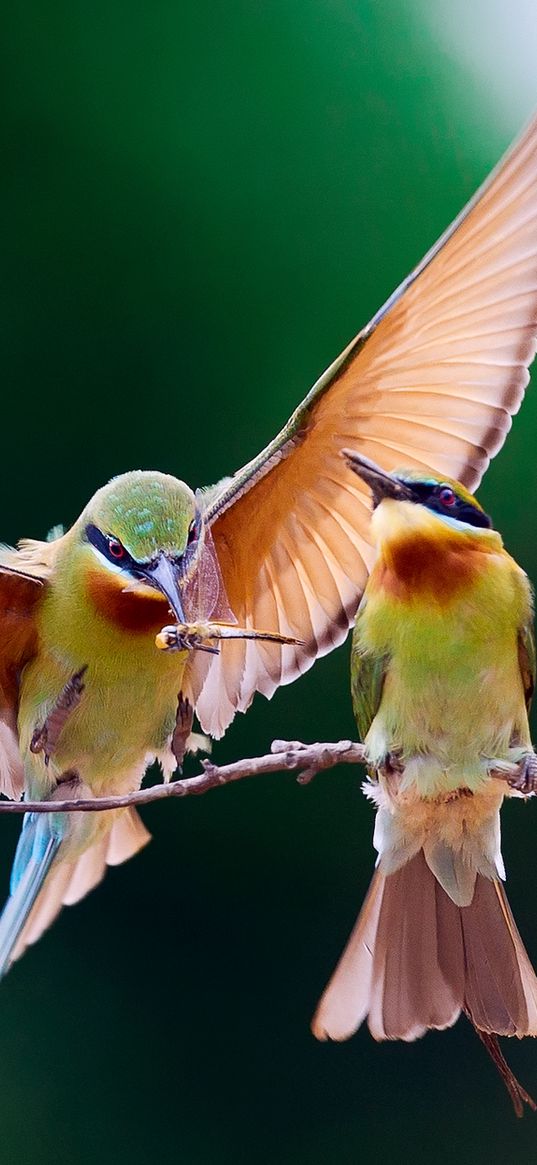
(73, 470, 202, 623)
(343, 451, 492, 534)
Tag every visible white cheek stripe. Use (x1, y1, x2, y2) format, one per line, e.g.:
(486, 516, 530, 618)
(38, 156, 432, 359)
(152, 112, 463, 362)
(89, 545, 138, 579)
(435, 512, 490, 535)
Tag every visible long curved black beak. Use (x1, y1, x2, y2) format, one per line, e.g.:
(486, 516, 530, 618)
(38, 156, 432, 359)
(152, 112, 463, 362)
(141, 553, 186, 623)
(342, 449, 417, 507)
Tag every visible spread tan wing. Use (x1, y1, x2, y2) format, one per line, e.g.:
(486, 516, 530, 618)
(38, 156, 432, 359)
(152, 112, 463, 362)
(188, 115, 537, 737)
(0, 548, 51, 797)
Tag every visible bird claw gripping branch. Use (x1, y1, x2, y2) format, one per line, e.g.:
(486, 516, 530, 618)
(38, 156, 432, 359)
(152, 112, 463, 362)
(155, 621, 303, 655)
(171, 693, 194, 771)
(507, 751, 537, 795)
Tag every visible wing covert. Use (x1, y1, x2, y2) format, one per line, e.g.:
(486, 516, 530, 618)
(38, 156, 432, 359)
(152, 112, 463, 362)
(0, 566, 44, 798)
(518, 623, 536, 716)
(350, 609, 388, 746)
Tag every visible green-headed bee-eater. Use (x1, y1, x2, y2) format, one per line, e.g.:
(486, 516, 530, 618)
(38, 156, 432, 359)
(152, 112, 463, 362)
(312, 455, 537, 1110)
(1, 115, 537, 978)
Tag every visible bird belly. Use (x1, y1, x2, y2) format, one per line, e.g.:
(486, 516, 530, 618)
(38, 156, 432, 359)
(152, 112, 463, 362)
(367, 651, 525, 797)
(361, 566, 531, 799)
(18, 637, 189, 798)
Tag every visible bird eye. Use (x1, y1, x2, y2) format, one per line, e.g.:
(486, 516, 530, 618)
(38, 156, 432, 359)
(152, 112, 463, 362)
(438, 487, 456, 507)
(107, 537, 125, 560)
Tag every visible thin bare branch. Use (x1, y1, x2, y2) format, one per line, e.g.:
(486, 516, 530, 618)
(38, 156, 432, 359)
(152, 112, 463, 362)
(0, 740, 365, 814)
(0, 741, 526, 815)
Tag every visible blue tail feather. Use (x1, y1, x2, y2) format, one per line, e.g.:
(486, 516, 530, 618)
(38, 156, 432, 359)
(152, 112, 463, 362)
(0, 813, 63, 979)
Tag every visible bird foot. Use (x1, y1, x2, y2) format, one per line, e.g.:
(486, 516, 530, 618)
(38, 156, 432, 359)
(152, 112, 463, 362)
(171, 693, 194, 772)
(376, 752, 404, 799)
(55, 768, 82, 792)
(508, 752, 537, 795)
(377, 751, 404, 779)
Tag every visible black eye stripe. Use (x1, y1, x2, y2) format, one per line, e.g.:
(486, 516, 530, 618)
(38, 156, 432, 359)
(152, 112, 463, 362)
(85, 524, 108, 556)
(395, 482, 492, 529)
(84, 524, 137, 567)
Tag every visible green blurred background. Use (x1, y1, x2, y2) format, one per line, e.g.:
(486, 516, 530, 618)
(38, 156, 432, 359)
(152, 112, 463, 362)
(3, 1, 537, 1161)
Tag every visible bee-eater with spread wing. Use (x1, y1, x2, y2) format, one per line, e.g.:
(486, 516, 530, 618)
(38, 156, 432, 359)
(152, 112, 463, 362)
(312, 454, 537, 1110)
(2, 114, 537, 975)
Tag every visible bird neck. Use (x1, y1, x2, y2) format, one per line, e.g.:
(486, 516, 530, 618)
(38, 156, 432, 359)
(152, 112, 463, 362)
(370, 499, 505, 603)
(372, 498, 503, 552)
(42, 529, 170, 651)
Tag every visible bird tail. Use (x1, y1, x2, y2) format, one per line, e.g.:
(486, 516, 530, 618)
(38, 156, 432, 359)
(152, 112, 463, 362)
(0, 807, 150, 978)
(311, 848, 537, 1044)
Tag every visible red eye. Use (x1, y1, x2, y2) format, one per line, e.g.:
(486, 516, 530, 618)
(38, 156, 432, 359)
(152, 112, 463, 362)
(108, 538, 125, 560)
(438, 487, 456, 507)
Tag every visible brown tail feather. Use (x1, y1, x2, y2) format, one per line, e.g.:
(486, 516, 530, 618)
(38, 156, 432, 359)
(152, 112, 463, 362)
(312, 850, 537, 1043)
(311, 870, 385, 1042)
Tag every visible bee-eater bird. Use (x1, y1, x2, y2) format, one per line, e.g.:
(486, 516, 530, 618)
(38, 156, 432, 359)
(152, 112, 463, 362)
(311, 453, 537, 1109)
(2, 115, 537, 975)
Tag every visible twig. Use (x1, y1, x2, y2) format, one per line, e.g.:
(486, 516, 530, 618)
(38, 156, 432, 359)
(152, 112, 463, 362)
(0, 740, 365, 814)
(0, 741, 526, 815)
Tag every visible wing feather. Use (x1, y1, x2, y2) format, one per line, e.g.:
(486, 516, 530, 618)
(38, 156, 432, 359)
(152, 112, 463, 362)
(0, 565, 45, 797)
(518, 623, 536, 715)
(189, 117, 537, 736)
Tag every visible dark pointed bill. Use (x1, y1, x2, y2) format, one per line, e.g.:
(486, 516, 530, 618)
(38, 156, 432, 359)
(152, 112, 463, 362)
(342, 449, 417, 506)
(140, 553, 187, 622)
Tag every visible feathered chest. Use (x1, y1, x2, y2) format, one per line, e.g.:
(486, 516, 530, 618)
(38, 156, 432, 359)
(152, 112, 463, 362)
(375, 530, 481, 603)
(361, 508, 532, 660)
(84, 567, 170, 634)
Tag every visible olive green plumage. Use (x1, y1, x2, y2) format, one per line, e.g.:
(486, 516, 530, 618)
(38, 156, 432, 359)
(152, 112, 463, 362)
(314, 459, 537, 1072)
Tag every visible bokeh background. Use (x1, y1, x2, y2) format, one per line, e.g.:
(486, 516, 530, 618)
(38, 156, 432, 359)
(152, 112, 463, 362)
(3, 1, 537, 1161)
